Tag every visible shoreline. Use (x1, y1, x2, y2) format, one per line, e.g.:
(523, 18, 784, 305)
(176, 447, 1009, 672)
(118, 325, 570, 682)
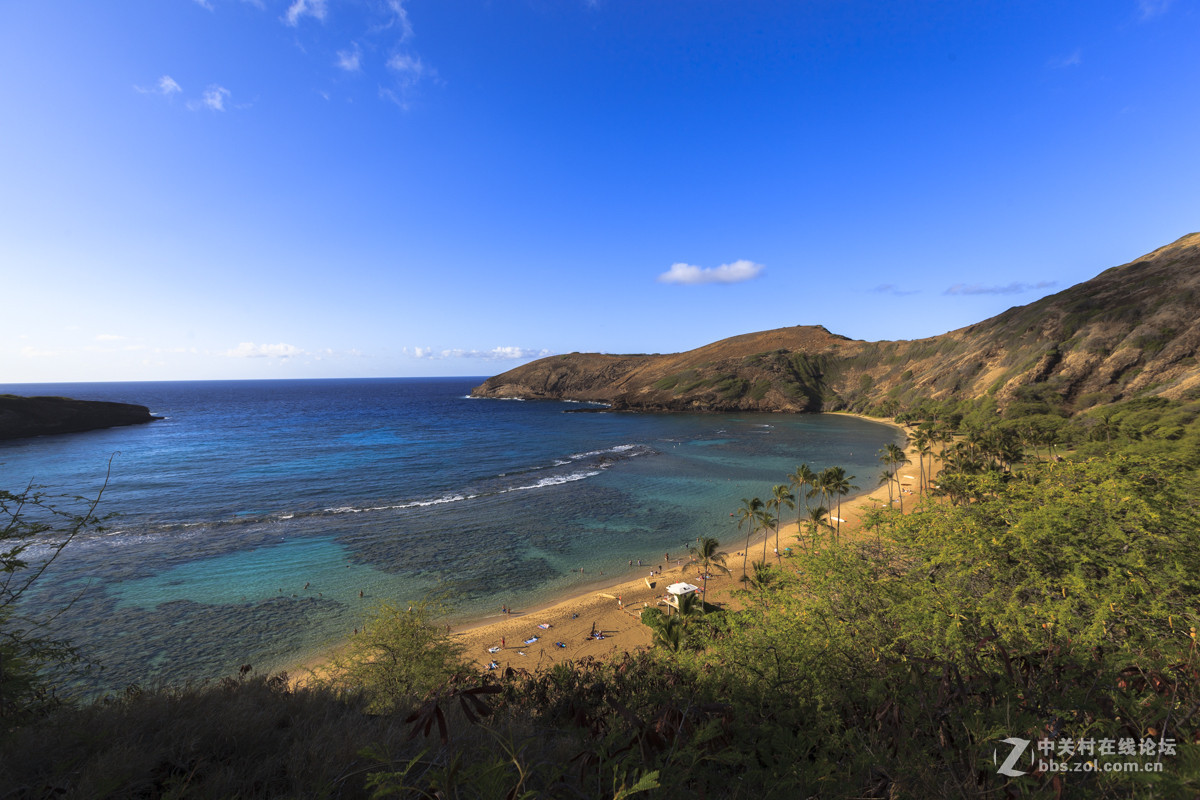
(289, 411, 915, 682)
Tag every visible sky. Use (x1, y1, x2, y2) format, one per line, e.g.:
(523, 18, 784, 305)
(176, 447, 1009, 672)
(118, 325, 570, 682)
(2, 0, 1198, 383)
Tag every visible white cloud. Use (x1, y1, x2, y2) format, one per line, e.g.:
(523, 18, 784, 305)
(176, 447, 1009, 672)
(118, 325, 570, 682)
(201, 85, 231, 111)
(284, 0, 327, 26)
(136, 75, 182, 97)
(387, 52, 427, 83)
(461, 346, 553, 360)
(657, 259, 765, 285)
(192, 0, 214, 10)
(944, 280, 1058, 296)
(336, 44, 362, 72)
(1138, 0, 1173, 19)
(384, 0, 414, 41)
(403, 346, 552, 361)
(224, 342, 307, 359)
(871, 284, 919, 297)
(1049, 49, 1082, 68)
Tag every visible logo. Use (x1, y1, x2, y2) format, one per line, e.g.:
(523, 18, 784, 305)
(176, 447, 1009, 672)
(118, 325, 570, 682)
(995, 737, 1032, 777)
(994, 735, 1176, 777)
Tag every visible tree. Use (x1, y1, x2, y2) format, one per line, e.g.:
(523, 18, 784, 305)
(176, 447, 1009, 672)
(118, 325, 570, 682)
(877, 467, 894, 508)
(735, 497, 766, 581)
(689, 536, 730, 605)
(324, 597, 467, 714)
(788, 464, 817, 520)
(652, 614, 684, 652)
(766, 484, 794, 562)
(802, 504, 832, 553)
(745, 560, 780, 615)
(811, 468, 834, 516)
(823, 467, 858, 544)
(2, 472, 110, 718)
(647, 591, 702, 650)
(882, 443, 911, 512)
(911, 429, 932, 493)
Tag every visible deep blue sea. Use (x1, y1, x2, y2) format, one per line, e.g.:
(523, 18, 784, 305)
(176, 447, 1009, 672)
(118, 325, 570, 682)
(0, 378, 901, 693)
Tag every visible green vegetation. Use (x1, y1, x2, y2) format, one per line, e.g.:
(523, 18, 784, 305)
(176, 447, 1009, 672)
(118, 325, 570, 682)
(1, 474, 109, 719)
(4, 397, 1200, 797)
(321, 597, 469, 714)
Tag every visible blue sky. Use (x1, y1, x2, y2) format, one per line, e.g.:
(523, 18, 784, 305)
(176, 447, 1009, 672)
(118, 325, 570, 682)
(2, 0, 1197, 382)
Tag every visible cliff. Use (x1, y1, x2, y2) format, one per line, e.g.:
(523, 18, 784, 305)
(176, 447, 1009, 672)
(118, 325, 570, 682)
(0, 395, 161, 440)
(473, 233, 1200, 413)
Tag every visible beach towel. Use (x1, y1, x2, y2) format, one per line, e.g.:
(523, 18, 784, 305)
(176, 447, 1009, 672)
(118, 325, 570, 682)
(537, 623, 551, 629)
(524, 636, 539, 644)
(486, 661, 498, 670)
(487, 646, 500, 653)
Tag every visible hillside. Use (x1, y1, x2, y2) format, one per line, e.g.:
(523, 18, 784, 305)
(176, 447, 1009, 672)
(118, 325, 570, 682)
(473, 233, 1200, 413)
(0, 395, 160, 440)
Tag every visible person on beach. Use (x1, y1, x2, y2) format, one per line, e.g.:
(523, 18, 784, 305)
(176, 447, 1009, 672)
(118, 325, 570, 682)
(501, 636, 505, 649)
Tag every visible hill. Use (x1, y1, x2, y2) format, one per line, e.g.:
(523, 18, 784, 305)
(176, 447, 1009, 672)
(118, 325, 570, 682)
(0, 395, 160, 440)
(472, 232, 1200, 413)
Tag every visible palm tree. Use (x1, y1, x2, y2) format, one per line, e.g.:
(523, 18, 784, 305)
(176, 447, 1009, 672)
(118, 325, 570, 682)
(736, 497, 765, 581)
(878, 468, 894, 508)
(676, 589, 702, 617)
(911, 429, 931, 493)
(757, 509, 778, 565)
(804, 504, 832, 552)
(823, 467, 858, 544)
(689, 535, 730, 605)
(883, 442, 911, 512)
(747, 559, 777, 615)
(767, 484, 795, 561)
(655, 591, 702, 649)
(653, 614, 684, 651)
(812, 468, 834, 516)
(789, 464, 816, 519)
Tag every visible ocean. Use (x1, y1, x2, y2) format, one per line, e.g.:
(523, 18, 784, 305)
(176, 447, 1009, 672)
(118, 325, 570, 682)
(0, 377, 901, 694)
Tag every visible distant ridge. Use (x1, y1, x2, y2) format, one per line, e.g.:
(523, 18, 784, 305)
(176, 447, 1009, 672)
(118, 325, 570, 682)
(0, 395, 160, 440)
(473, 233, 1200, 413)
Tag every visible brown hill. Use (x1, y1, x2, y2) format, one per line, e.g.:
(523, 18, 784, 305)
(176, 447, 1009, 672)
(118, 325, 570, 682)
(472, 233, 1200, 413)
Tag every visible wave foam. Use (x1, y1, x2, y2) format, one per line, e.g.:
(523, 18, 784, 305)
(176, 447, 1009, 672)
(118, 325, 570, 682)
(506, 471, 601, 492)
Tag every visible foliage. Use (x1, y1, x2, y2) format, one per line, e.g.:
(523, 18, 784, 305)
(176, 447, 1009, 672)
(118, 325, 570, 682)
(322, 597, 469, 714)
(1, 473, 110, 718)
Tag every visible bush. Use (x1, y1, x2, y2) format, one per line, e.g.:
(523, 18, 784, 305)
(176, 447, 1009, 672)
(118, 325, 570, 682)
(320, 598, 469, 714)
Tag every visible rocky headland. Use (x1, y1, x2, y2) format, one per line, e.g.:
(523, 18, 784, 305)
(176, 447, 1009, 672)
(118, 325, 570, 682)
(0, 395, 161, 440)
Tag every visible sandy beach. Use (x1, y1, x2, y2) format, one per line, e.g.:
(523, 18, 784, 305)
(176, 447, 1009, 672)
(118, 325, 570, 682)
(294, 413, 922, 681)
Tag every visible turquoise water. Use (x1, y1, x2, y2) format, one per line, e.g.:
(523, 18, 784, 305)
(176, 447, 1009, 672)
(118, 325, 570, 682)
(0, 378, 901, 693)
